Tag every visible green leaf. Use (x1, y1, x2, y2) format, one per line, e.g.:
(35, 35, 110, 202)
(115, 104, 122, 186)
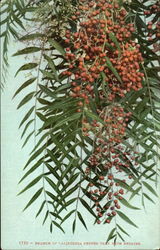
(13, 77, 36, 98)
(36, 201, 46, 218)
(15, 63, 38, 76)
(113, 236, 117, 246)
(106, 228, 116, 243)
(48, 39, 65, 56)
(119, 198, 140, 210)
(116, 211, 138, 228)
(11, 12, 25, 29)
(9, 25, 19, 39)
(19, 106, 34, 128)
(22, 131, 34, 148)
(24, 143, 47, 169)
(109, 32, 121, 53)
(54, 83, 70, 93)
(62, 159, 79, 178)
(117, 232, 125, 242)
(129, 187, 141, 201)
(0, 7, 8, 16)
(23, 188, 43, 211)
(18, 175, 43, 195)
(65, 198, 77, 207)
(50, 212, 62, 221)
(39, 85, 55, 98)
(52, 221, 65, 233)
(117, 224, 130, 237)
(47, 98, 77, 112)
(0, 31, 6, 38)
(36, 112, 46, 122)
(19, 159, 42, 183)
(53, 113, 81, 129)
(61, 210, 75, 224)
(13, 47, 41, 56)
(17, 92, 35, 109)
(61, 185, 78, 201)
(106, 57, 122, 83)
(62, 174, 80, 192)
(100, 72, 109, 98)
(142, 193, 145, 208)
(93, 81, 100, 103)
(84, 110, 105, 126)
(72, 219, 76, 233)
(46, 163, 63, 185)
(30, 132, 49, 154)
(143, 193, 155, 204)
(50, 222, 53, 233)
(114, 178, 135, 193)
(57, 159, 77, 188)
(46, 191, 59, 202)
(45, 177, 60, 194)
(21, 119, 34, 138)
(46, 149, 62, 168)
(57, 198, 77, 215)
(19, 33, 44, 41)
(15, 0, 25, 10)
(59, 141, 81, 162)
(40, 69, 56, 80)
(42, 211, 49, 225)
(142, 181, 158, 197)
(43, 54, 59, 81)
(26, 7, 39, 12)
(80, 198, 97, 218)
(77, 211, 88, 230)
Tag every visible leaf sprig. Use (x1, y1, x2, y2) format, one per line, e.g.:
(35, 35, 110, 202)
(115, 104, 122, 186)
(1, 0, 160, 244)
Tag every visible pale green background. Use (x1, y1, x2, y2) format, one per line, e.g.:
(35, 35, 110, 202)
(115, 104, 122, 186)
(1, 40, 160, 250)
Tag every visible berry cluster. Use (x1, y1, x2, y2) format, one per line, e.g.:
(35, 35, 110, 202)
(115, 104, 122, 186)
(82, 104, 140, 223)
(146, 20, 160, 42)
(144, 1, 160, 43)
(62, 0, 144, 105)
(85, 143, 139, 224)
(83, 105, 132, 143)
(144, 1, 160, 17)
(61, 0, 143, 224)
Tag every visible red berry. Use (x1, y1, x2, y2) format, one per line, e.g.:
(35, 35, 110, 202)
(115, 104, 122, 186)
(99, 176, 104, 181)
(106, 219, 110, 224)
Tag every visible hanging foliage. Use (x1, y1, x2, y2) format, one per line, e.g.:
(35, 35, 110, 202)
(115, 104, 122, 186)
(1, 0, 160, 244)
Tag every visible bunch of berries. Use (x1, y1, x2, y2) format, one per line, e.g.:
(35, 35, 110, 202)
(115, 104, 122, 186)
(85, 142, 139, 224)
(143, 1, 160, 48)
(62, 0, 144, 106)
(61, 0, 144, 224)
